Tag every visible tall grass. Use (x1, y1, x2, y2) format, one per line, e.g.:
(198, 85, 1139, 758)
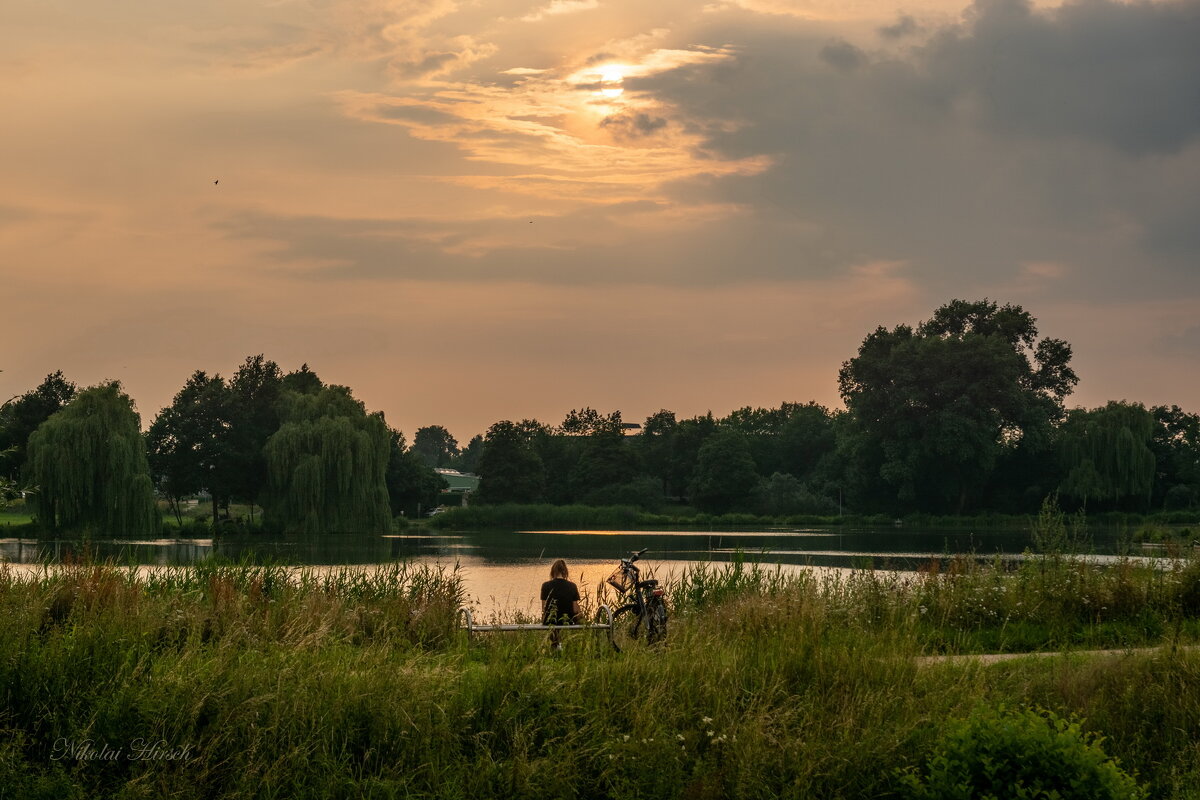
(1, 552, 1199, 798)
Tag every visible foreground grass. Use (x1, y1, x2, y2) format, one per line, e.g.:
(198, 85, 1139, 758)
(1, 555, 1199, 799)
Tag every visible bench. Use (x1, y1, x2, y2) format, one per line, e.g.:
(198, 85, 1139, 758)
(458, 605, 616, 648)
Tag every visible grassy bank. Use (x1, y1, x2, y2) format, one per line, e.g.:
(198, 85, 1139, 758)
(1, 550, 1200, 798)
(425, 503, 1200, 532)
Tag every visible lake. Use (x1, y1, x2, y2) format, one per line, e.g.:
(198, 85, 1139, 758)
(0, 524, 1154, 615)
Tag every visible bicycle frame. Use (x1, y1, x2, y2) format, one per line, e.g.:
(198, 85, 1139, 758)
(609, 549, 668, 646)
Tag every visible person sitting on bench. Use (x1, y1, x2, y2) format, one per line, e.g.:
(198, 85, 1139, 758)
(541, 559, 581, 650)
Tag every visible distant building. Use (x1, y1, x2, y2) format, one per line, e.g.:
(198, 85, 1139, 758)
(434, 468, 480, 495)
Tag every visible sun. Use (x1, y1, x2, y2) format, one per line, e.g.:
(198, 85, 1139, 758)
(598, 65, 625, 99)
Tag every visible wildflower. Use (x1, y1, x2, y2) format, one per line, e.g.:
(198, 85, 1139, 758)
(623, 734, 630, 742)
(677, 734, 685, 741)
(702, 716, 713, 724)
(707, 730, 714, 737)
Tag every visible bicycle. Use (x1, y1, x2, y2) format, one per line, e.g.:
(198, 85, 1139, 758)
(606, 548, 668, 650)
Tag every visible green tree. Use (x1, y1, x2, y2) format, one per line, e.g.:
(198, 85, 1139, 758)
(689, 429, 759, 513)
(753, 472, 838, 516)
(557, 408, 638, 503)
(721, 402, 837, 483)
(779, 403, 837, 480)
(476, 420, 546, 504)
(25, 382, 160, 535)
(281, 363, 324, 395)
(146, 371, 230, 526)
(411, 425, 459, 468)
(838, 299, 1077, 513)
(1150, 404, 1200, 510)
(262, 386, 393, 533)
(0, 371, 77, 481)
(671, 413, 717, 503)
(451, 434, 484, 474)
(638, 409, 677, 497)
(223, 355, 284, 509)
(385, 428, 447, 517)
(1058, 401, 1156, 510)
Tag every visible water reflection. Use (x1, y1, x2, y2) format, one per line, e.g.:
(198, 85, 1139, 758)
(0, 526, 1143, 614)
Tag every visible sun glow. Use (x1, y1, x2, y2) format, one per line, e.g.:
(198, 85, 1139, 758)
(598, 65, 625, 98)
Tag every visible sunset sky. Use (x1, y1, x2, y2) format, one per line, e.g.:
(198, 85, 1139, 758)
(2, 0, 1198, 442)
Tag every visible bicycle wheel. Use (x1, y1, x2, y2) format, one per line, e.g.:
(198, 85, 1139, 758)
(610, 604, 645, 652)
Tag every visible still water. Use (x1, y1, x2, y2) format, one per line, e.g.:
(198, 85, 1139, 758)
(0, 526, 1144, 615)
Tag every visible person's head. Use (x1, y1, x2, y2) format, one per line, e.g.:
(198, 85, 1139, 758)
(550, 559, 568, 579)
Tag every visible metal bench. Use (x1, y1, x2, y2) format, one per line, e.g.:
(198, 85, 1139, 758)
(458, 605, 616, 648)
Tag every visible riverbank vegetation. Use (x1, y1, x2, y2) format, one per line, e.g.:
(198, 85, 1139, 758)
(3, 299, 1199, 536)
(2, 542, 1199, 798)
(425, 502, 1200, 533)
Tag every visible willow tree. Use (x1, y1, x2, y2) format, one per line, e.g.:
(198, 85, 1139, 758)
(1058, 401, 1156, 510)
(25, 382, 160, 535)
(262, 386, 393, 533)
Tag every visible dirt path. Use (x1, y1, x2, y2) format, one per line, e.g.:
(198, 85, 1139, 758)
(917, 645, 1199, 666)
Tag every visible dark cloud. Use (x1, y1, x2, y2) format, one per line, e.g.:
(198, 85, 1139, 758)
(628, 0, 1200, 300)
(878, 14, 920, 39)
(599, 111, 668, 139)
(920, 0, 1200, 155)
(819, 40, 865, 72)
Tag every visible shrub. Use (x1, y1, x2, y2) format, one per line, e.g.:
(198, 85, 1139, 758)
(898, 706, 1145, 800)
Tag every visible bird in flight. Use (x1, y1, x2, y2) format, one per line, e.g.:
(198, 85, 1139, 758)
(214, 179, 219, 185)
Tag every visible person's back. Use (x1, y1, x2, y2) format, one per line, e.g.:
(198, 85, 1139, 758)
(540, 560, 581, 651)
(541, 575, 581, 625)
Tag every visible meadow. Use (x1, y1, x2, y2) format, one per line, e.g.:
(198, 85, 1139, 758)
(0, 535, 1199, 799)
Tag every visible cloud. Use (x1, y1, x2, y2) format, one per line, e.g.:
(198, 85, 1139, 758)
(217, 201, 810, 285)
(521, 0, 600, 23)
(627, 0, 1200, 301)
(388, 37, 498, 78)
(878, 13, 920, 38)
(818, 39, 865, 71)
(599, 111, 669, 139)
(919, 0, 1200, 155)
(334, 41, 764, 207)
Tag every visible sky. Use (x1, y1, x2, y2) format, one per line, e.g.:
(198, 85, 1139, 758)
(2, 0, 1199, 443)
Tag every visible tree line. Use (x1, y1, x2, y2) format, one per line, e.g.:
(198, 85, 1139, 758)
(435, 299, 1199, 517)
(1, 299, 1198, 535)
(0, 358, 444, 535)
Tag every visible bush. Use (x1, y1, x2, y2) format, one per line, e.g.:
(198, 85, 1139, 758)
(899, 706, 1145, 800)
